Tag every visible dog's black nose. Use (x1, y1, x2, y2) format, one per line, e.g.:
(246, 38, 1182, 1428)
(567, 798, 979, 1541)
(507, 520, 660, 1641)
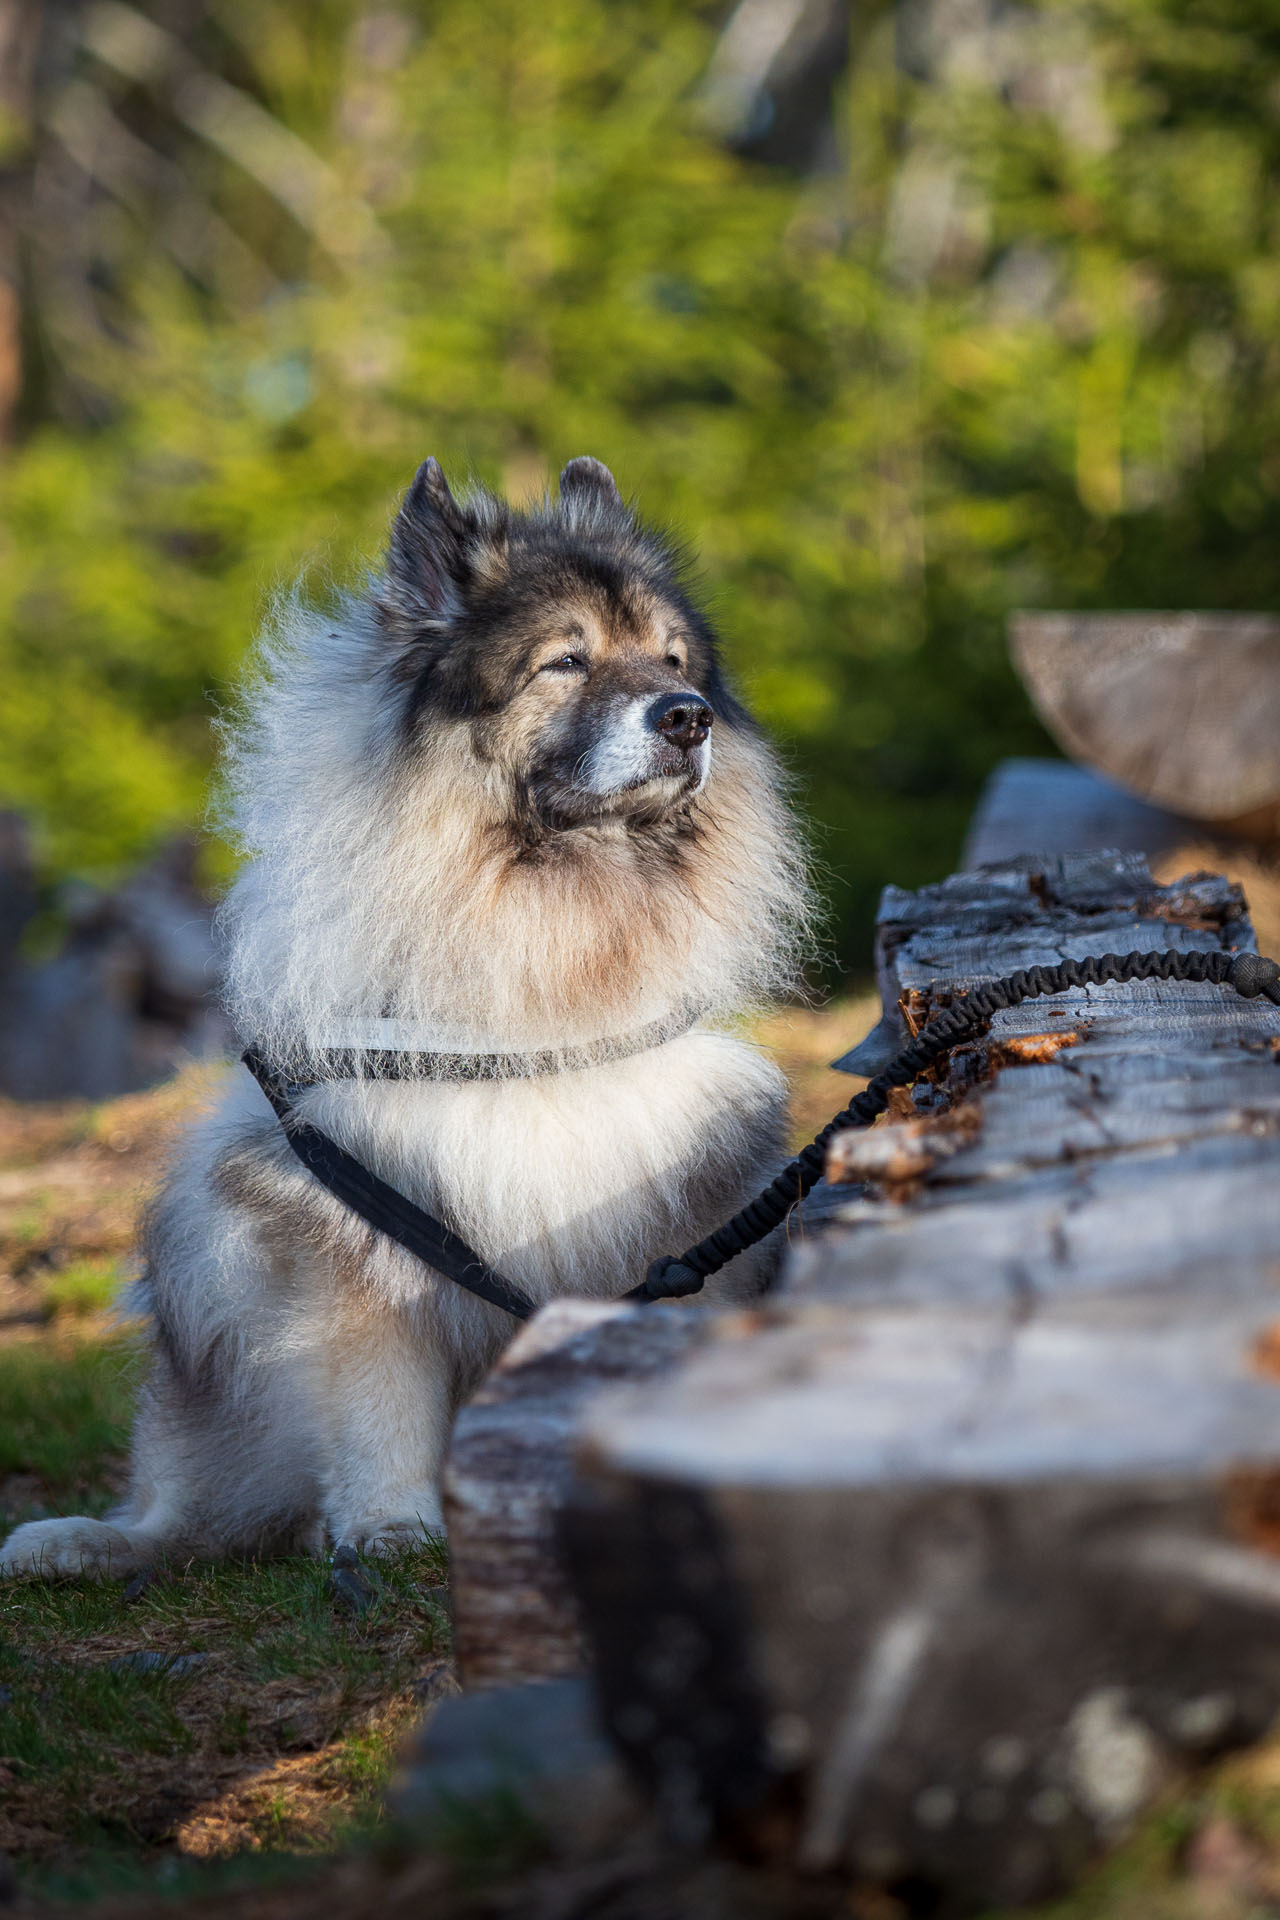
(648, 692, 713, 751)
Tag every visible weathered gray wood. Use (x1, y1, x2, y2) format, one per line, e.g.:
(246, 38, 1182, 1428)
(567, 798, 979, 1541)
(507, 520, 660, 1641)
(961, 757, 1194, 870)
(800, 850, 1278, 1308)
(443, 1301, 712, 1689)
(564, 1288, 1280, 1907)
(1010, 612, 1280, 831)
(873, 848, 1249, 1011)
(833, 837, 1229, 1070)
(559, 851, 1280, 1907)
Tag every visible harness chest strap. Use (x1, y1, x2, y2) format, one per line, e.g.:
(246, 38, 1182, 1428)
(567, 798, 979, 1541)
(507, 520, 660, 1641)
(241, 1005, 707, 1322)
(242, 1047, 537, 1321)
(243, 949, 1280, 1323)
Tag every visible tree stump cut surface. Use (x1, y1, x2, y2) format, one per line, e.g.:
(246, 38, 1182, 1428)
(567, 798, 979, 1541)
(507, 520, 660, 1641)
(562, 852, 1280, 1908)
(1010, 612, 1280, 831)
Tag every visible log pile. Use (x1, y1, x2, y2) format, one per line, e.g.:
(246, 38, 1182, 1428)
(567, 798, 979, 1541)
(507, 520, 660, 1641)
(556, 852, 1280, 1906)
(443, 849, 1280, 1910)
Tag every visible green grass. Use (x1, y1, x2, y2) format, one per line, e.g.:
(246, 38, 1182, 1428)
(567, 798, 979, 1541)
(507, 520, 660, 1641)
(38, 1257, 128, 1321)
(0, 1334, 138, 1499)
(0, 1651, 197, 1844)
(0, 1328, 451, 1897)
(1, 1536, 450, 1879)
(1, 1535, 448, 1660)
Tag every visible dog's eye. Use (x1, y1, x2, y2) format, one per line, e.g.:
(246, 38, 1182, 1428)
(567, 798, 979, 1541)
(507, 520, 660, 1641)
(541, 652, 587, 674)
(666, 653, 683, 670)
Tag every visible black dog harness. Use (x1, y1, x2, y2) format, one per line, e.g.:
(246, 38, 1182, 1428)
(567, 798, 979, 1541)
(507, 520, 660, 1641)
(245, 949, 1280, 1322)
(241, 1004, 704, 1323)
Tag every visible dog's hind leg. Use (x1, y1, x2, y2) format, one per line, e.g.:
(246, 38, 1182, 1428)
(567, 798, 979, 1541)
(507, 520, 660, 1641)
(318, 1297, 460, 1556)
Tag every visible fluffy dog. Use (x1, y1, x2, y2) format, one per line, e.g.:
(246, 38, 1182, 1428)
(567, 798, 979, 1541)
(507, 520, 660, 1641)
(0, 455, 811, 1580)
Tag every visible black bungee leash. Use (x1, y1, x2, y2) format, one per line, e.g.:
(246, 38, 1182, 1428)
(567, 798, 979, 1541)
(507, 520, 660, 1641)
(243, 947, 1280, 1325)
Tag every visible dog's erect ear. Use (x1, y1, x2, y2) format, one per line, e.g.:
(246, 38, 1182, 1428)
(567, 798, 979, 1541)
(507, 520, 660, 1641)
(385, 455, 498, 622)
(385, 457, 471, 623)
(559, 456, 624, 512)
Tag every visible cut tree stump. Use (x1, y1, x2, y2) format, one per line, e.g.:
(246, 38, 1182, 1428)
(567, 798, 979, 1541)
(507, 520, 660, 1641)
(564, 1292, 1280, 1907)
(559, 851, 1280, 1909)
(1010, 612, 1280, 836)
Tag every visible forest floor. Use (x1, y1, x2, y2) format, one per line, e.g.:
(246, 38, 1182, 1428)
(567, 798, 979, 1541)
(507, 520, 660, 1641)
(0, 1067, 455, 1902)
(4, 849, 1280, 1915)
(0, 995, 878, 1907)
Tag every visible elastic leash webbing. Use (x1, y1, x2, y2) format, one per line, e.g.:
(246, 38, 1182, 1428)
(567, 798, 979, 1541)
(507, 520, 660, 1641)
(630, 947, 1280, 1303)
(241, 1048, 536, 1322)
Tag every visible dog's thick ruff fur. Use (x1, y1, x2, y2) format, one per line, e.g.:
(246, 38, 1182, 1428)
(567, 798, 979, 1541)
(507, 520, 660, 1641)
(0, 456, 812, 1581)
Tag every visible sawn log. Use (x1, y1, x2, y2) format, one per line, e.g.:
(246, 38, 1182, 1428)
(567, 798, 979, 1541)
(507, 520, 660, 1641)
(559, 851, 1280, 1908)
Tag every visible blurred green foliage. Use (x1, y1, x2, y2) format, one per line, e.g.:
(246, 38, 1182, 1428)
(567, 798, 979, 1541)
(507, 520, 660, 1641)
(3, 0, 1280, 962)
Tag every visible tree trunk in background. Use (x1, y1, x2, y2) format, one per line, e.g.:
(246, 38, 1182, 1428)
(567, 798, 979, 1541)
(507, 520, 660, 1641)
(0, 1, 42, 440)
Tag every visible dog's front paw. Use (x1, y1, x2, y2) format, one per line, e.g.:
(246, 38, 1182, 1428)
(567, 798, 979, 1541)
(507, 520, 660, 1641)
(333, 1496, 444, 1560)
(336, 1518, 442, 1558)
(0, 1516, 144, 1582)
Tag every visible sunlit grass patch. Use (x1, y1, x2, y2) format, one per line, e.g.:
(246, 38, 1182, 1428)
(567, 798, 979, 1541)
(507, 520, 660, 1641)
(0, 1333, 138, 1506)
(37, 1255, 128, 1321)
(1, 1536, 451, 1882)
(748, 989, 879, 1147)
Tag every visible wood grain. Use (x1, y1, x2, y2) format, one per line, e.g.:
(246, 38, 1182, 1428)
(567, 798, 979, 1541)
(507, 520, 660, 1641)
(1011, 613, 1280, 828)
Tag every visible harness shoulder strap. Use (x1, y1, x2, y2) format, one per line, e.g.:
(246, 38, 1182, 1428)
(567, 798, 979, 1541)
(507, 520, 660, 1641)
(242, 1049, 536, 1323)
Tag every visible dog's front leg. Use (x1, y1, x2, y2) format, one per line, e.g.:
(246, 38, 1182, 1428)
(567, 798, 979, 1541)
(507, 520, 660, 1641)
(319, 1297, 455, 1555)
